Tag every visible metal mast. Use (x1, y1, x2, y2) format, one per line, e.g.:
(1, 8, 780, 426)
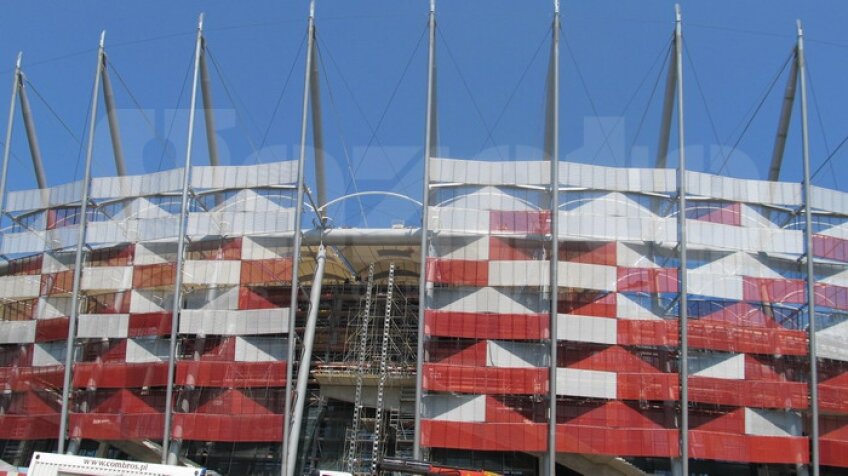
(0, 53, 22, 250)
(797, 19, 820, 476)
(673, 5, 689, 475)
(283, 1, 317, 474)
(545, 2, 560, 476)
(58, 30, 105, 454)
(17, 67, 47, 189)
(285, 245, 328, 476)
(768, 52, 798, 182)
(414, 0, 437, 461)
(100, 49, 127, 176)
(162, 13, 204, 464)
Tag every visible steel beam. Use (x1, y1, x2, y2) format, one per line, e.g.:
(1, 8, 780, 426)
(162, 14, 204, 464)
(673, 5, 689, 476)
(768, 56, 798, 182)
(0, 53, 22, 246)
(797, 20, 820, 476)
(656, 34, 677, 169)
(285, 245, 327, 476)
(100, 53, 127, 176)
(198, 37, 219, 167)
(414, 0, 437, 461)
(17, 72, 46, 189)
(58, 30, 105, 454)
(283, 2, 317, 474)
(309, 37, 327, 222)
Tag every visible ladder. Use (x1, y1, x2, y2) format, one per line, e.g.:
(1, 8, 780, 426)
(370, 263, 395, 476)
(347, 264, 376, 473)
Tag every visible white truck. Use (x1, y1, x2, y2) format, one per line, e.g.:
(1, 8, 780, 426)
(26, 452, 206, 476)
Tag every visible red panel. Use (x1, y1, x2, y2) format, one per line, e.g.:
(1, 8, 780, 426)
(175, 361, 286, 388)
(556, 425, 678, 457)
(489, 237, 548, 261)
(617, 373, 678, 401)
(35, 317, 69, 342)
(69, 413, 163, 440)
(424, 310, 549, 340)
(40, 270, 73, 295)
(0, 366, 64, 392)
(173, 414, 283, 442)
(489, 210, 551, 235)
(240, 258, 293, 285)
(88, 244, 134, 267)
(743, 277, 806, 304)
(814, 234, 848, 263)
(559, 291, 616, 317)
(128, 312, 172, 337)
(689, 377, 808, 409)
(617, 319, 808, 355)
(238, 286, 290, 310)
(187, 237, 242, 261)
(132, 263, 176, 289)
(562, 346, 662, 374)
(0, 415, 58, 439)
(485, 395, 546, 423)
(690, 409, 745, 434)
(422, 421, 546, 452)
(559, 241, 617, 266)
(562, 401, 666, 429)
(815, 283, 848, 310)
(689, 431, 808, 465)
(1, 254, 42, 277)
(821, 385, 848, 413)
(617, 268, 678, 293)
(426, 258, 488, 286)
(690, 202, 741, 226)
(426, 341, 487, 366)
(423, 364, 547, 395)
(821, 439, 848, 468)
(72, 363, 169, 388)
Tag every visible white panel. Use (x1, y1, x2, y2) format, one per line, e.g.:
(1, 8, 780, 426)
(136, 217, 180, 241)
(80, 266, 133, 291)
(686, 171, 801, 206)
(179, 308, 290, 335)
(90, 168, 183, 199)
(191, 161, 297, 190)
(686, 273, 743, 300)
(430, 236, 489, 261)
(558, 214, 675, 243)
(616, 242, 663, 268)
(558, 314, 616, 344)
(126, 338, 171, 363)
(615, 294, 664, 320)
(183, 260, 241, 286)
(5, 188, 49, 212)
(812, 185, 848, 215)
(559, 262, 616, 291)
(816, 320, 848, 362)
(242, 236, 293, 260)
(0, 321, 36, 344)
(130, 290, 174, 314)
(429, 287, 547, 314)
(487, 340, 547, 368)
(135, 242, 178, 265)
(488, 261, 548, 287)
(689, 351, 744, 380)
(184, 287, 240, 311)
(431, 158, 549, 186)
(560, 162, 677, 194)
(441, 186, 537, 212)
(2, 232, 48, 255)
(568, 192, 655, 218)
(234, 336, 288, 362)
(0, 275, 41, 299)
(428, 208, 489, 234)
(422, 394, 486, 422)
(36, 297, 72, 320)
(77, 314, 129, 339)
(744, 408, 802, 437)
(41, 253, 73, 273)
(87, 221, 136, 244)
(33, 342, 66, 367)
(556, 368, 617, 399)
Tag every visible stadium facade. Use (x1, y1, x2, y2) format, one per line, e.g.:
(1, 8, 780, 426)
(0, 3, 847, 476)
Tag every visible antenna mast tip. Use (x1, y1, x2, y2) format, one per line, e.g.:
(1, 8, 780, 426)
(99, 31, 106, 48)
(430, 0, 435, 13)
(675, 3, 681, 20)
(554, 0, 560, 14)
(198, 12, 205, 30)
(796, 19, 804, 36)
(15, 52, 22, 69)
(310, 0, 316, 18)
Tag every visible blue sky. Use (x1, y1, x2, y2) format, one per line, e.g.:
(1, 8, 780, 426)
(2, 1, 847, 226)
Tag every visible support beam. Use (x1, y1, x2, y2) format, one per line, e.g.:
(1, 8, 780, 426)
(198, 37, 219, 167)
(283, 2, 317, 474)
(797, 20, 820, 476)
(414, 0, 437, 461)
(17, 71, 46, 189)
(673, 5, 689, 476)
(0, 53, 22, 241)
(100, 53, 127, 176)
(656, 34, 678, 169)
(309, 34, 327, 221)
(285, 245, 327, 476)
(769, 53, 798, 182)
(162, 14, 204, 465)
(58, 30, 105, 454)
(546, 2, 560, 476)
